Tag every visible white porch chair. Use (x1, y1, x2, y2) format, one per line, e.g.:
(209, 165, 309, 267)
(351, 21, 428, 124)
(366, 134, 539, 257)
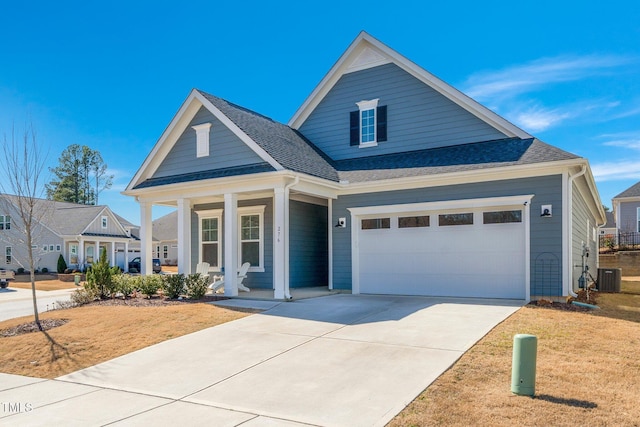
(209, 262, 251, 293)
(195, 262, 210, 283)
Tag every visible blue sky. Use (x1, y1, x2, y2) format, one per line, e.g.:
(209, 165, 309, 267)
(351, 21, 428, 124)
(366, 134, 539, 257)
(1, 1, 639, 223)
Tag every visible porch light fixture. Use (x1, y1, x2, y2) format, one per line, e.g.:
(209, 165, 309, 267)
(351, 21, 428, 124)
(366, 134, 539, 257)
(335, 217, 346, 228)
(541, 205, 552, 217)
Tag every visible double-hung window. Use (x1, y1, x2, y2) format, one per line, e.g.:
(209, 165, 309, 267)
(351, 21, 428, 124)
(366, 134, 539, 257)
(238, 206, 265, 271)
(197, 209, 222, 270)
(350, 99, 387, 147)
(5, 246, 11, 264)
(0, 215, 10, 230)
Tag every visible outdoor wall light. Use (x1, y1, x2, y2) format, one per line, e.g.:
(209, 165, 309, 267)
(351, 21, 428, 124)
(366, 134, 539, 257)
(541, 205, 552, 217)
(335, 217, 346, 228)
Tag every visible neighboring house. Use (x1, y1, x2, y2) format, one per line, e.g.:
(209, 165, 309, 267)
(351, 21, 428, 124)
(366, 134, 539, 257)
(152, 210, 178, 265)
(0, 194, 138, 272)
(612, 181, 640, 233)
(124, 32, 604, 301)
(598, 211, 616, 239)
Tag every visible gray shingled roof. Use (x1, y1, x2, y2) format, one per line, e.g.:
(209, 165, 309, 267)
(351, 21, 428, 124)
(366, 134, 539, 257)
(135, 91, 583, 190)
(198, 90, 339, 182)
(334, 138, 578, 183)
(152, 210, 177, 241)
(614, 181, 640, 198)
(602, 211, 616, 228)
(1, 195, 130, 238)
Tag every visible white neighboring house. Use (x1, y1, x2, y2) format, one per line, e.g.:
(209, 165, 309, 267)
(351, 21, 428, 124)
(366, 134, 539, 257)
(152, 210, 178, 265)
(0, 194, 139, 272)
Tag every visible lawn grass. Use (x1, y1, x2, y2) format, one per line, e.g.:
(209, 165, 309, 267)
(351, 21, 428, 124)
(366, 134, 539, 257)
(10, 274, 78, 291)
(388, 280, 640, 426)
(0, 303, 254, 379)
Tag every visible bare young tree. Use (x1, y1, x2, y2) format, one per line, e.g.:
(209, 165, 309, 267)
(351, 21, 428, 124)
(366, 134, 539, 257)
(0, 124, 50, 330)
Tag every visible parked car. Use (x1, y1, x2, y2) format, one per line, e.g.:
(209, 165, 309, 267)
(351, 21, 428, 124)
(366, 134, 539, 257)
(128, 257, 162, 273)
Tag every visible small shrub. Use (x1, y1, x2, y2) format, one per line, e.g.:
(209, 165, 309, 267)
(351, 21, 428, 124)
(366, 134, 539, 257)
(86, 248, 118, 298)
(57, 254, 68, 274)
(71, 287, 99, 306)
(64, 268, 73, 274)
(162, 274, 185, 299)
(41, 267, 49, 274)
(185, 273, 209, 300)
(113, 275, 136, 299)
(138, 274, 162, 298)
(17, 267, 25, 274)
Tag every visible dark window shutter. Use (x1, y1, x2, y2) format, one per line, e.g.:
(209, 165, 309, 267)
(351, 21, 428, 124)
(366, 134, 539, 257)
(350, 110, 359, 146)
(377, 105, 387, 142)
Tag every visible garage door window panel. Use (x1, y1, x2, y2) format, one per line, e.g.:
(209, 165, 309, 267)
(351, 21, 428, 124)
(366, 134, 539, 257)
(399, 215, 430, 228)
(361, 218, 390, 230)
(483, 210, 522, 224)
(439, 213, 473, 226)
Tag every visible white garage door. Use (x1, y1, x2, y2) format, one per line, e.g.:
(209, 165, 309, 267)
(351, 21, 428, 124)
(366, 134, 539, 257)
(356, 206, 526, 299)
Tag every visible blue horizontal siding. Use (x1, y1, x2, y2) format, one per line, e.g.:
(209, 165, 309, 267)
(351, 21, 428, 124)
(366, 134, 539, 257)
(298, 63, 507, 160)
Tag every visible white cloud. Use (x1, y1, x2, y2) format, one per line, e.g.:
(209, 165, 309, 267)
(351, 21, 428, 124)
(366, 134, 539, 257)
(513, 105, 573, 132)
(598, 132, 640, 150)
(463, 54, 634, 101)
(591, 160, 640, 181)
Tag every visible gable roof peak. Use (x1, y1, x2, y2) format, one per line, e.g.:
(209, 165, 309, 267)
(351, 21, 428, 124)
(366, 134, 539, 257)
(288, 32, 532, 140)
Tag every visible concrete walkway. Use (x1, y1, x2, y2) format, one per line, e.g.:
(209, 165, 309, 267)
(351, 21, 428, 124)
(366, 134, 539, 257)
(0, 294, 523, 426)
(0, 287, 74, 322)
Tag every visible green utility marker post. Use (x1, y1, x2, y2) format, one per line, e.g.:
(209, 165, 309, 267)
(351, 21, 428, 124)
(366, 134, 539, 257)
(511, 334, 537, 396)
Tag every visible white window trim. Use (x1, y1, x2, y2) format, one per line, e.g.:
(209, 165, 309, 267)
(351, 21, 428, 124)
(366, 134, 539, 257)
(192, 123, 212, 158)
(6, 246, 12, 264)
(70, 244, 78, 264)
(356, 98, 379, 148)
(101, 215, 108, 229)
(196, 209, 223, 272)
(238, 205, 265, 273)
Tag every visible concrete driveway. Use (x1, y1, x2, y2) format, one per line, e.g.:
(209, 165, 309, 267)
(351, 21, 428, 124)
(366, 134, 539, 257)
(0, 294, 522, 426)
(0, 287, 74, 322)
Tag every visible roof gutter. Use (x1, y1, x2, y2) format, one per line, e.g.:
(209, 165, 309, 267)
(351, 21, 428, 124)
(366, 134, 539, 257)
(567, 164, 587, 298)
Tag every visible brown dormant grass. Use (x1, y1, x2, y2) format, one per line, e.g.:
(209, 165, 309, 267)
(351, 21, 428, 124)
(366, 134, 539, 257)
(11, 274, 78, 291)
(389, 280, 640, 426)
(0, 303, 253, 379)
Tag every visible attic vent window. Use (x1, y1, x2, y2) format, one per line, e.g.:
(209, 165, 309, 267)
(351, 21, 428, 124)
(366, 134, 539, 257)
(192, 123, 212, 158)
(350, 99, 387, 147)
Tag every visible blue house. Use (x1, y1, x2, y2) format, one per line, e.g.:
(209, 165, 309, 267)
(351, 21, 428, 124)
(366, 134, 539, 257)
(124, 32, 604, 301)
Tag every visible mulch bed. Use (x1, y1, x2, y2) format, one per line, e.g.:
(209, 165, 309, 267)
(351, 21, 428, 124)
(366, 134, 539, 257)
(83, 294, 229, 307)
(0, 318, 70, 337)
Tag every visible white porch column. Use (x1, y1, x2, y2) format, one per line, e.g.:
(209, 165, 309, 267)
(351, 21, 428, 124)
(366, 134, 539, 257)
(224, 193, 238, 296)
(78, 239, 84, 269)
(95, 241, 100, 262)
(177, 198, 192, 275)
(273, 187, 289, 299)
(139, 201, 153, 275)
(124, 241, 129, 271)
(110, 242, 116, 267)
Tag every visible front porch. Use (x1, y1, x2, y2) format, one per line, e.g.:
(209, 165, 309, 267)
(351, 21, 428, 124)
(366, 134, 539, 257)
(134, 173, 337, 299)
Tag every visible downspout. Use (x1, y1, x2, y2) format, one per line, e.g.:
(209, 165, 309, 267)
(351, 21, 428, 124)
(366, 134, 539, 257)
(283, 176, 299, 300)
(567, 165, 587, 297)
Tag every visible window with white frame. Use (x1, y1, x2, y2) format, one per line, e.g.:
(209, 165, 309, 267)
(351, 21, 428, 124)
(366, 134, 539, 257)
(197, 209, 222, 270)
(101, 216, 108, 229)
(239, 206, 265, 270)
(56, 244, 61, 252)
(192, 123, 212, 158)
(155, 245, 160, 258)
(5, 247, 12, 264)
(0, 215, 10, 230)
(350, 99, 387, 147)
(163, 245, 168, 259)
